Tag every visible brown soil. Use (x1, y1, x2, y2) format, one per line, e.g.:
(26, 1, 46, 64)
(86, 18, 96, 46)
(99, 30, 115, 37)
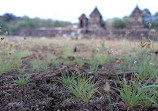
(0, 42, 157, 111)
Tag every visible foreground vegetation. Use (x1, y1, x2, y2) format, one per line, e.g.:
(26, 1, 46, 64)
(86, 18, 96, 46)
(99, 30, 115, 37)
(0, 27, 158, 110)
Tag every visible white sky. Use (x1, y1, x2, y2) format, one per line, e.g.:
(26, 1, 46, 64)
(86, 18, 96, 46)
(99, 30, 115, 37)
(0, 0, 157, 23)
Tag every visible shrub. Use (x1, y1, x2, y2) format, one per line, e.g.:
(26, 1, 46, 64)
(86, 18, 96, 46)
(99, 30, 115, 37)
(59, 72, 99, 102)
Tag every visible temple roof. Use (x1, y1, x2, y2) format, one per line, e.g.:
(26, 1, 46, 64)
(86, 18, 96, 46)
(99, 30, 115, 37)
(90, 7, 102, 17)
(79, 13, 88, 20)
(130, 5, 142, 17)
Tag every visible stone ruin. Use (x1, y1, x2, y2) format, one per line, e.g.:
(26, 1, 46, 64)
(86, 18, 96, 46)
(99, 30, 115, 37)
(19, 25, 77, 38)
(78, 7, 104, 32)
(77, 6, 157, 40)
(78, 14, 88, 29)
(19, 6, 157, 40)
(127, 5, 144, 29)
(88, 7, 103, 29)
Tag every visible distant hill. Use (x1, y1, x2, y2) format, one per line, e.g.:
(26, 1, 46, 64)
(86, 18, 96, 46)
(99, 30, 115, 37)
(0, 13, 71, 35)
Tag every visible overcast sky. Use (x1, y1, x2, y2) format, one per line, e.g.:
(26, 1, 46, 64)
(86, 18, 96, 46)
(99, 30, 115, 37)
(0, 0, 157, 23)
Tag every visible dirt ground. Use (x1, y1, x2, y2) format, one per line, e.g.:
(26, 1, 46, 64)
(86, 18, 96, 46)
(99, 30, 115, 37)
(0, 37, 158, 111)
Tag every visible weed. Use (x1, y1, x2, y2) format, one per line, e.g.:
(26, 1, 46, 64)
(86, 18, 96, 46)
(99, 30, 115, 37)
(59, 71, 76, 87)
(39, 59, 48, 72)
(117, 56, 136, 72)
(30, 58, 48, 72)
(18, 66, 26, 74)
(52, 83, 57, 91)
(63, 42, 68, 49)
(107, 51, 115, 62)
(117, 78, 143, 108)
(112, 29, 158, 109)
(141, 84, 158, 108)
(30, 59, 39, 72)
(89, 54, 107, 66)
(0, 33, 15, 74)
(68, 74, 98, 102)
(113, 67, 158, 109)
(0, 59, 13, 74)
(74, 58, 84, 67)
(89, 57, 97, 67)
(101, 42, 106, 53)
(63, 50, 73, 58)
(104, 82, 113, 111)
(136, 53, 158, 79)
(96, 54, 107, 65)
(52, 55, 60, 66)
(89, 64, 99, 74)
(60, 72, 99, 102)
(13, 74, 31, 86)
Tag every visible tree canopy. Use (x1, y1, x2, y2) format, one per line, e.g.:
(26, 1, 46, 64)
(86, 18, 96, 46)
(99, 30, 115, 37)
(0, 13, 71, 35)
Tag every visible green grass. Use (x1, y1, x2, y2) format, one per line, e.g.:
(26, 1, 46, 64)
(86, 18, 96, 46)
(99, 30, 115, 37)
(136, 53, 158, 80)
(74, 58, 84, 67)
(112, 37, 158, 109)
(59, 72, 99, 102)
(30, 59, 40, 72)
(0, 35, 31, 75)
(89, 54, 107, 67)
(59, 71, 76, 87)
(68, 74, 98, 102)
(52, 55, 60, 66)
(117, 56, 136, 72)
(30, 58, 48, 72)
(113, 77, 158, 109)
(96, 54, 107, 65)
(88, 64, 99, 74)
(13, 74, 31, 86)
(39, 59, 48, 72)
(0, 59, 14, 74)
(63, 50, 73, 58)
(17, 66, 26, 74)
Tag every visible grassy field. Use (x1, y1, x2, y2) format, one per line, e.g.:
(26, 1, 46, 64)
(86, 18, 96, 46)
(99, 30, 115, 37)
(0, 36, 158, 110)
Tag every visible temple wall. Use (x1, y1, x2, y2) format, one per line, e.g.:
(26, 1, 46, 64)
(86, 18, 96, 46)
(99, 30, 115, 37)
(19, 28, 73, 37)
(83, 29, 157, 40)
(19, 27, 157, 41)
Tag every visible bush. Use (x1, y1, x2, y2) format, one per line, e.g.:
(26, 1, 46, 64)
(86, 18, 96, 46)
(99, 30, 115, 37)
(112, 17, 129, 29)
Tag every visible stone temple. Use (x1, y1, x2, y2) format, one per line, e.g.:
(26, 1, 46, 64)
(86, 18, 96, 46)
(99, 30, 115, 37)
(79, 6, 144, 31)
(78, 14, 88, 29)
(89, 7, 103, 29)
(76, 5, 157, 40)
(78, 7, 104, 30)
(19, 5, 157, 40)
(128, 5, 144, 29)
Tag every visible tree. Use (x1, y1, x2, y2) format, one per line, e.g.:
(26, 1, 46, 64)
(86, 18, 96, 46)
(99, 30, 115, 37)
(152, 20, 158, 29)
(142, 8, 152, 17)
(154, 12, 158, 17)
(142, 9, 152, 28)
(2, 13, 16, 22)
(112, 17, 129, 29)
(123, 16, 130, 25)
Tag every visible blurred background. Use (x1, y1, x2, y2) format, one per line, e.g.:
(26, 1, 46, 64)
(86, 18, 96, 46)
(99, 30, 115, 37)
(0, 0, 157, 36)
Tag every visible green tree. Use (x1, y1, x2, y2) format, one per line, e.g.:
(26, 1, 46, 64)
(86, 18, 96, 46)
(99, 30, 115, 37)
(112, 17, 129, 29)
(0, 13, 71, 35)
(142, 9, 152, 28)
(2, 13, 16, 22)
(154, 12, 158, 17)
(142, 8, 152, 17)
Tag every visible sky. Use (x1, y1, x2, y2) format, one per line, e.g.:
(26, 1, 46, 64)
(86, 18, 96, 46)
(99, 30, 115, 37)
(0, 0, 157, 23)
